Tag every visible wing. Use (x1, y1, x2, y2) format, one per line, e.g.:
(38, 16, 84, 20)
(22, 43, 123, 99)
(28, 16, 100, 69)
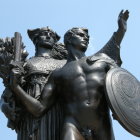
(95, 32, 122, 66)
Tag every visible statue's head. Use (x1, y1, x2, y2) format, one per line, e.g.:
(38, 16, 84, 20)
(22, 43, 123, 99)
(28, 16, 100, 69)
(27, 27, 60, 49)
(64, 27, 89, 52)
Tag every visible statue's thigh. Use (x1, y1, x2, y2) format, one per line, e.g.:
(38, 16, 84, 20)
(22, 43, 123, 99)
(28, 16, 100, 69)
(61, 123, 85, 140)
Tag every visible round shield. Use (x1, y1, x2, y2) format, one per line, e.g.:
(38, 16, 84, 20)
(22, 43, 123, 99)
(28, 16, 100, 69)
(105, 67, 140, 137)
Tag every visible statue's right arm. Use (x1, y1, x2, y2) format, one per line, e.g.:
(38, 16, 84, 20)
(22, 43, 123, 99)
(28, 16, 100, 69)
(10, 68, 56, 117)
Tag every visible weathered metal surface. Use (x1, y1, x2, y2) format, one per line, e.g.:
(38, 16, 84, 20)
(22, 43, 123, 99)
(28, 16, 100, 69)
(106, 67, 140, 137)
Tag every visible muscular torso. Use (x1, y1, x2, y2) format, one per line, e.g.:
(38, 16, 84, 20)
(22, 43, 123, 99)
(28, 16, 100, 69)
(50, 57, 115, 140)
(54, 56, 113, 133)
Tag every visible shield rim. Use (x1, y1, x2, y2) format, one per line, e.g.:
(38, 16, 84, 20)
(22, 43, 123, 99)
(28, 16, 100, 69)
(105, 67, 140, 137)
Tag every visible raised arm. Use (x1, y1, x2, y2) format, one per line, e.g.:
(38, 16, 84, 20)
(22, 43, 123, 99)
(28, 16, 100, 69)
(96, 10, 129, 66)
(10, 67, 56, 117)
(115, 10, 129, 45)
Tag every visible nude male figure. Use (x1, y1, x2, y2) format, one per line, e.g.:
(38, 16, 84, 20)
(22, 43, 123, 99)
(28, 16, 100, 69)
(10, 10, 129, 140)
(43, 28, 117, 140)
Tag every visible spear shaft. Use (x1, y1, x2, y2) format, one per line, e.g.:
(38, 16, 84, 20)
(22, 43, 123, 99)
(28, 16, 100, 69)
(14, 32, 22, 62)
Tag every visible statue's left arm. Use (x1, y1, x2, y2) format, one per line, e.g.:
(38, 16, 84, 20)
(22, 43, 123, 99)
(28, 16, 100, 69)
(115, 10, 129, 45)
(96, 10, 129, 66)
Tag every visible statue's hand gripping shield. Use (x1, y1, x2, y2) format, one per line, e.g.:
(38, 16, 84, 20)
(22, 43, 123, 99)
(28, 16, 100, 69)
(105, 68, 140, 137)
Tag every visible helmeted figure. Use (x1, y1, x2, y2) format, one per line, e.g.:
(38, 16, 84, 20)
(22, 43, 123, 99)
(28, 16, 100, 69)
(17, 27, 67, 140)
(1, 10, 139, 140)
(1, 27, 67, 140)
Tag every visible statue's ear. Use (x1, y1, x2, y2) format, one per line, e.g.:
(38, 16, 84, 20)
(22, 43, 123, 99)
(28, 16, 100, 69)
(65, 38, 73, 46)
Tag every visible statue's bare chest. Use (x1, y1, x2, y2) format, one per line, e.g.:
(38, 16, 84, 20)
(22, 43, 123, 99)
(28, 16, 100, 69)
(57, 58, 107, 88)
(55, 58, 109, 110)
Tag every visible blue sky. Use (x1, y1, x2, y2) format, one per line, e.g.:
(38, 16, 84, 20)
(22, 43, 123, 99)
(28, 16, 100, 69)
(0, 0, 140, 140)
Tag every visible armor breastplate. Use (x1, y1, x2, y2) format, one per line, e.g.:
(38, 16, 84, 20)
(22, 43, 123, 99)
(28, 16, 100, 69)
(24, 57, 66, 76)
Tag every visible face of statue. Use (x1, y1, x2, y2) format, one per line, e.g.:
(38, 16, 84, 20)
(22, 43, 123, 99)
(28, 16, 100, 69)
(69, 28, 89, 52)
(34, 31, 56, 49)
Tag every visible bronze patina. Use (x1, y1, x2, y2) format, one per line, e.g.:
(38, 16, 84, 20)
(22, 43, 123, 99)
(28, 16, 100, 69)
(1, 10, 139, 140)
(105, 67, 140, 137)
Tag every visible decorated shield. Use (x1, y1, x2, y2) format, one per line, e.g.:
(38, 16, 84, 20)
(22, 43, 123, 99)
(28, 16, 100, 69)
(105, 67, 140, 137)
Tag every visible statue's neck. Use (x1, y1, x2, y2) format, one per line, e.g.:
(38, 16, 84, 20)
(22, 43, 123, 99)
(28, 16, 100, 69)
(35, 47, 52, 58)
(67, 45, 85, 62)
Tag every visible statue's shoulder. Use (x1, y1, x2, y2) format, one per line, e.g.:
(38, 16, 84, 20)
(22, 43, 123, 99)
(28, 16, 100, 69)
(87, 53, 118, 67)
(24, 56, 66, 76)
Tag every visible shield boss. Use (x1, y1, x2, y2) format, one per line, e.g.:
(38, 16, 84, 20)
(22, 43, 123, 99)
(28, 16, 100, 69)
(106, 67, 140, 137)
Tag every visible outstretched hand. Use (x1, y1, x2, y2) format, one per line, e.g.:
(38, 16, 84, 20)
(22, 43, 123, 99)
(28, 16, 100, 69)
(118, 10, 129, 31)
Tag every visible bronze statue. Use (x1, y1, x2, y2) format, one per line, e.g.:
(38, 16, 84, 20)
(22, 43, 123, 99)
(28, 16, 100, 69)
(1, 10, 140, 140)
(0, 27, 67, 140)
